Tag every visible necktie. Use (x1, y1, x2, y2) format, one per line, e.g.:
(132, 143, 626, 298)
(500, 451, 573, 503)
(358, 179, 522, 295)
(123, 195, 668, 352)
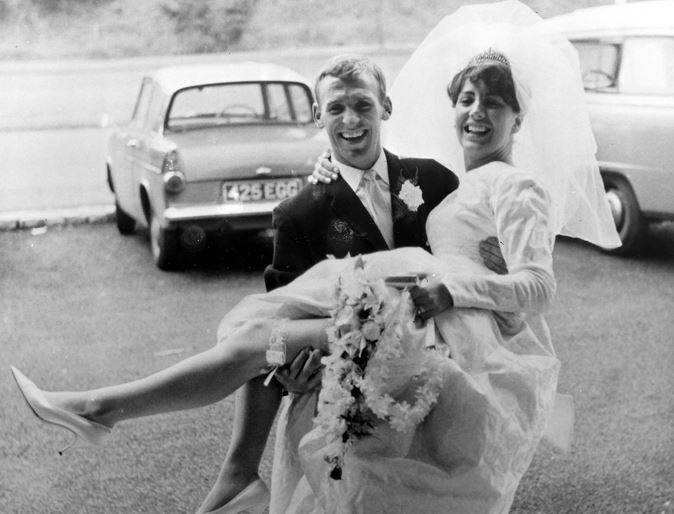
(358, 169, 394, 249)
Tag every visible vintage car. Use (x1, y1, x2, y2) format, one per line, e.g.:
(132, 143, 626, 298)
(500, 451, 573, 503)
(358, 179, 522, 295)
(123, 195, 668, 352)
(106, 62, 325, 269)
(545, 1, 674, 255)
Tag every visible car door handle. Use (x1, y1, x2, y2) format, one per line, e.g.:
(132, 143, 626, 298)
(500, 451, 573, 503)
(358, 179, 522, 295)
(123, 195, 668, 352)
(126, 138, 139, 148)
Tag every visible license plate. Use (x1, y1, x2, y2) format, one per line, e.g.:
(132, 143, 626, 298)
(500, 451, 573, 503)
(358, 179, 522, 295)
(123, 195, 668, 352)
(222, 178, 304, 203)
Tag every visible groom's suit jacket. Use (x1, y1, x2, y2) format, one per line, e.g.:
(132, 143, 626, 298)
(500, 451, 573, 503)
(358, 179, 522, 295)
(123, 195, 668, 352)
(264, 149, 459, 291)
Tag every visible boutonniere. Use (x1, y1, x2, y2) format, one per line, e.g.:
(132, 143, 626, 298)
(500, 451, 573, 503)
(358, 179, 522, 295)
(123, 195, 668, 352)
(398, 180, 424, 212)
(393, 166, 424, 215)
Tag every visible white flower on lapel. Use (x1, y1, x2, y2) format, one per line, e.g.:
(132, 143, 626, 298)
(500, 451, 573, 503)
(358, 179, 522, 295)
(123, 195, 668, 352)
(398, 180, 424, 212)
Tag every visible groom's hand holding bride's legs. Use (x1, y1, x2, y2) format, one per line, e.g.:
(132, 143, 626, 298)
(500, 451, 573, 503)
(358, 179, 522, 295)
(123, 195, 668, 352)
(274, 348, 324, 394)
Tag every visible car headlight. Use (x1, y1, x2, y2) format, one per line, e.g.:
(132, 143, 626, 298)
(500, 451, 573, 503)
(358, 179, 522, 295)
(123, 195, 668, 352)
(162, 150, 185, 194)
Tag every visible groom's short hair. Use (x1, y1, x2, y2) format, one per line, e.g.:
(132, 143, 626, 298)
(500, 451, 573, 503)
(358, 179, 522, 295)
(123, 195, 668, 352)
(314, 54, 387, 105)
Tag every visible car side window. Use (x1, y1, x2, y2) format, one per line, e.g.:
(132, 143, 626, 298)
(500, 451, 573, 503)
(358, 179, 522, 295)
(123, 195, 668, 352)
(619, 37, 674, 95)
(287, 83, 313, 123)
(573, 40, 620, 91)
(266, 83, 293, 122)
(265, 83, 313, 123)
(146, 88, 165, 133)
(132, 78, 154, 126)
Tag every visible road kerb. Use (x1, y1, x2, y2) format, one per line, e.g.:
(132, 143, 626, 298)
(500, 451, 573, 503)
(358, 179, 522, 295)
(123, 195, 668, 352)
(0, 205, 115, 231)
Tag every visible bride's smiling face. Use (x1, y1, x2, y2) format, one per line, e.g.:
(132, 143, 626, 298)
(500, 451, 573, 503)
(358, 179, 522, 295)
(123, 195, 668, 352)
(454, 79, 521, 171)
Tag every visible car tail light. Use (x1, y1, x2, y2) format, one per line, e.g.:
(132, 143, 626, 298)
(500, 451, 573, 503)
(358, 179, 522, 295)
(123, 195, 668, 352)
(162, 151, 185, 194)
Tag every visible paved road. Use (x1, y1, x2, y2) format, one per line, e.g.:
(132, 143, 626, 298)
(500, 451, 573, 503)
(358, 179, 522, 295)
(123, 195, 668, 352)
(1, 46, 414, 213)
(1, 223, 673, 513)
(2, 127, 112, 212)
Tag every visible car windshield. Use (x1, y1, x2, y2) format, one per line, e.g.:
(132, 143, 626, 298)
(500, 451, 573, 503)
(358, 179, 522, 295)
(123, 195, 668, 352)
(166, 81, 313, 131)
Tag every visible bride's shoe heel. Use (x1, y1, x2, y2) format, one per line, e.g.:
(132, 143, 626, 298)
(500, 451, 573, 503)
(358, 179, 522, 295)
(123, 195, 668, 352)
(203, 478, 270, 514)
(10, 366, 112, 452)
(58, 433, 91, 455)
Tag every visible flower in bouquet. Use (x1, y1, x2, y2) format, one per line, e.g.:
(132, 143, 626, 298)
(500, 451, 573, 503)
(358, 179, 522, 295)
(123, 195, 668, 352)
(316, 257, 444, 480)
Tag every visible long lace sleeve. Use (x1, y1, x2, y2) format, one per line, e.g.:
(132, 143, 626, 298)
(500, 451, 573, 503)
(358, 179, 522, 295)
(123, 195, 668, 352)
(442, 172, 556, 313)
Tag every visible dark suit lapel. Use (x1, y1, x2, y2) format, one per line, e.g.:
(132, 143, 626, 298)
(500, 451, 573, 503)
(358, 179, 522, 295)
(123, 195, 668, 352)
(386, 149, 421, 248)
(328, 174, 389, 251)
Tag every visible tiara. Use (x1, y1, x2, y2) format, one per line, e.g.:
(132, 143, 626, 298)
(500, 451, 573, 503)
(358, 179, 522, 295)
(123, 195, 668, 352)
(468, 48, 511, 67)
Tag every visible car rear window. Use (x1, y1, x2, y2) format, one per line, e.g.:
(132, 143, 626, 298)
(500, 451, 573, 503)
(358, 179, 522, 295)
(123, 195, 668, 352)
(166, 82, 313, 131)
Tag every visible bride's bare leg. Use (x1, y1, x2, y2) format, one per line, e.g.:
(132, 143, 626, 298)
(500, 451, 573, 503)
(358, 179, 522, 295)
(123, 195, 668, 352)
(196, 377, 282, 512)
(43, 318, 330, 428)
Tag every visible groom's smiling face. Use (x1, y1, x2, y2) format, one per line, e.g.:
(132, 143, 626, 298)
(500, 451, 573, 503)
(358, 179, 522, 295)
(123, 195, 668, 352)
(313, 72, 392, 170)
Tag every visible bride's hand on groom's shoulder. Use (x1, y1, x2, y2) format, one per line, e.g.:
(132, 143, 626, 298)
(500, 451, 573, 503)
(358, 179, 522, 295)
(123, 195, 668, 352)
(308, 148, 340, 184)
(274, 347, 324, 394)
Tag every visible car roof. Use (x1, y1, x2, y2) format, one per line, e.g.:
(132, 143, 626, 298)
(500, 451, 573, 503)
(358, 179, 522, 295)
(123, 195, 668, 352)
(151, 61, 312, 94)
(543, 0, 674, 37)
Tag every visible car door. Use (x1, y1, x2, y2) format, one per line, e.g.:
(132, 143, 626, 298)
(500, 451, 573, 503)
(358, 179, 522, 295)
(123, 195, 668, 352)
(132, 83, 168, 223)
(571, 38, 623, 173)
(611, 36, 674, 216)
(575, 36, 674, 217)
(116, 77, 154, 220)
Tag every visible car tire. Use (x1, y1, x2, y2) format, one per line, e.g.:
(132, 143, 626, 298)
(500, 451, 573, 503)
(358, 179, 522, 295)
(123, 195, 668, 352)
(603, 176, 647, 255)
(149, 212, 183, 270)
(115, 201, 136, 235)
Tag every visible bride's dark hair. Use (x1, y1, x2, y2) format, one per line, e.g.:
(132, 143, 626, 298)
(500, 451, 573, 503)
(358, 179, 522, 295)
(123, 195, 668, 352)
(447, 54, 520, 113)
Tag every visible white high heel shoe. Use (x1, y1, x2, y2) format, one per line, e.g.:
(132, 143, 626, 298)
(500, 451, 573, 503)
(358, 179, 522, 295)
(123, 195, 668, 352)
(10, 366, 112, 454)
(203, 479, 270, 514)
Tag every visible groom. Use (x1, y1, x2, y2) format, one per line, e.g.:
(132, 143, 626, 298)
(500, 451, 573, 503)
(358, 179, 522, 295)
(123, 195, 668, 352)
(264, 53, 460, 511)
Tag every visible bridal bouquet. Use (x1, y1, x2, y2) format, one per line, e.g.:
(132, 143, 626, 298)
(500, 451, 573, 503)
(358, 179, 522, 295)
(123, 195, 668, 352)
(316, 257, 444, 480)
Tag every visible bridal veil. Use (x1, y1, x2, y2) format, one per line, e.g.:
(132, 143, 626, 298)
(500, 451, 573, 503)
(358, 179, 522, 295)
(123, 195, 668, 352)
(385, 0, 621, 249)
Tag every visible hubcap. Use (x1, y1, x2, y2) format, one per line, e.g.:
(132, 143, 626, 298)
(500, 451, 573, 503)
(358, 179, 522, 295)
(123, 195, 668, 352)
(605, 189, 624, 230)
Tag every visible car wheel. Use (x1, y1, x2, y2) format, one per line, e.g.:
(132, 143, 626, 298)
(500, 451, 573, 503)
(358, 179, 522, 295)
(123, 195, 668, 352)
(115, 201, 136, 235)
(603, 176, 647, 255)
(149, 212, 183, 270)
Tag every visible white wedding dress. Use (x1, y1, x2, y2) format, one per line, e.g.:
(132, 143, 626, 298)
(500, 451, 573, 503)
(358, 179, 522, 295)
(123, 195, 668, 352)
(217, 162, 564, 513)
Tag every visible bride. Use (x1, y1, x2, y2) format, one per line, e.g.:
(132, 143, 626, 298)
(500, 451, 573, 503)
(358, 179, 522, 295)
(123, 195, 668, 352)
(269, 3, 620, 511)
(11, 2, 619, 512)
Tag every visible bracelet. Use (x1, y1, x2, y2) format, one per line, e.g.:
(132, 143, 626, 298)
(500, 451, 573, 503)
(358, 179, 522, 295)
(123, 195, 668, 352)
(263, 320, 289, 387)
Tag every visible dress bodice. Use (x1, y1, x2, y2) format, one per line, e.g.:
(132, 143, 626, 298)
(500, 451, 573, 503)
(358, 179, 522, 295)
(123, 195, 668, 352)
(426, 165, 498, 275)
(425, 161, 556, 315)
